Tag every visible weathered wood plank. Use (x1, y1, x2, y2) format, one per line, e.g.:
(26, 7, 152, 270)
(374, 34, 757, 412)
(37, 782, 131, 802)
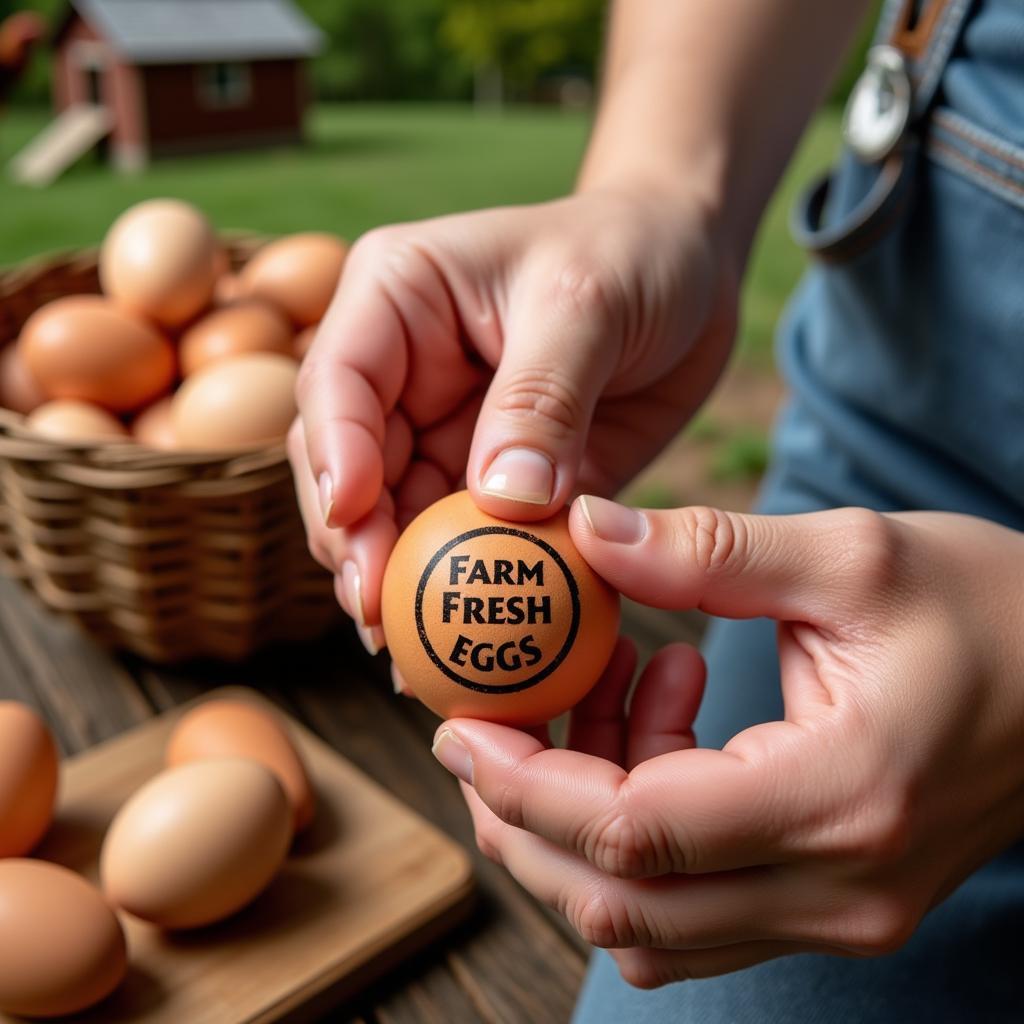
(361, 936, 492, 1024)
(0, 579, 153, 752)
(0, 580, 714, 1024)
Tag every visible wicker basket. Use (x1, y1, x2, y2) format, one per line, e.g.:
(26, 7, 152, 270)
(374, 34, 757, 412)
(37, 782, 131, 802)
(0, 236, 341, 662)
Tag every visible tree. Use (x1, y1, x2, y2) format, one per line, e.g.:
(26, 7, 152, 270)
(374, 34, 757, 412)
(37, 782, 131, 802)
(440, 0, 605, 106)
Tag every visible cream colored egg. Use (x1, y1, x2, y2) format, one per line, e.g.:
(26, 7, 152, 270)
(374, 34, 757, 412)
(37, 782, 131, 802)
(100, 758, 292, 929)
(171, 352, 298, 450)
(132, 396, 177, 449)
(100, 199, 218, 328)
(27, 401, 128, 442)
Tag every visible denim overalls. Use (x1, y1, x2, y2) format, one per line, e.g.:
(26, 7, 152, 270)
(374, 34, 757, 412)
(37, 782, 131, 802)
(576, 1, 1024, 1019)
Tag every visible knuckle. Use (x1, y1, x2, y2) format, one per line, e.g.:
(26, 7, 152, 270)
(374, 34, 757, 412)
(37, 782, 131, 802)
(836, 507, 900, 594)
(495, 367, 585, 438)
(839, 893, 917, 957)
(673, 505, 744, 577)
(588, 809, 657, 879)
(350, 224, 404, 267)
(494, 774, 526, 831)
(616, 952, 683, 990)
(572, 886, 634, 949)
(472, 819, 503, 866)
(853, 800, 913, 867)
(542, 255, 624, 325)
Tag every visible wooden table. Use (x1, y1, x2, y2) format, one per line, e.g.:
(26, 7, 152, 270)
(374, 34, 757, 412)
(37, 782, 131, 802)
(0, 575, 704, 1024)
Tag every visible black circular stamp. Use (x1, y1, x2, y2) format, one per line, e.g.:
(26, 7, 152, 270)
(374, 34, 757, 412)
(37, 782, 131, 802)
(415, 526, 581, 694)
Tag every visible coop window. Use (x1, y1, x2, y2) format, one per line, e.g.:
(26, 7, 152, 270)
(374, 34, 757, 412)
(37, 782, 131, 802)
(197, 62, 251, 109)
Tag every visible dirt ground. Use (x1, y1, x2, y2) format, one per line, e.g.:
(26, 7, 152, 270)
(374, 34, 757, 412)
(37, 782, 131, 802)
(621, 361, 787, 514)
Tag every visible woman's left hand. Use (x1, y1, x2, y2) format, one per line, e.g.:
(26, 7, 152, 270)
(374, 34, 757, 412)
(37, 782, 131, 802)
(431, 498, 1024, 989)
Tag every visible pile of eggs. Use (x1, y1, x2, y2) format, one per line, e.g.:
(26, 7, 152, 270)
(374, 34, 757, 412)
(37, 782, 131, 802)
(0, 696, 316, 1018)
(0, 199, 346, 450)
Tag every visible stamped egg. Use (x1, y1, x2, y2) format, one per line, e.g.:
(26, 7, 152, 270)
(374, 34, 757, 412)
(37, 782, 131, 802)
(0, 860, 127, 1018)
(171, 352, 298, 450)
(381, 490, 620, 726)
(100, 198, 219, 327)
(100, 758, 292, 929)
(18, 296, 175, 412)
(0, 702, 58, 857)
(26, 400, 128, 442)
(239, 233, 346, 326)
(179, 298, 294, 376)
(166, 698, 315, 832)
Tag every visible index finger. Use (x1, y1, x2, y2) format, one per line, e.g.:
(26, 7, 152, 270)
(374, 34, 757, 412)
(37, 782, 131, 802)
(297, 257, 408, 528)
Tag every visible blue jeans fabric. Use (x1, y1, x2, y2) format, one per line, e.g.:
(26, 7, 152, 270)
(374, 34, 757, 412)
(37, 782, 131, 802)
(573, 0, 1024, 1019)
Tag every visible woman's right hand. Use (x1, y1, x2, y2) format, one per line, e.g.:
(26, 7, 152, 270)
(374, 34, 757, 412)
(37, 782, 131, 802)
(289, 182, 740, 654)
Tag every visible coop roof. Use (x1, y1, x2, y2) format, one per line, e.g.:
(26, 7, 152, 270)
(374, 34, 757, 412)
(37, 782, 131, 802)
(65, 0, 324, 64)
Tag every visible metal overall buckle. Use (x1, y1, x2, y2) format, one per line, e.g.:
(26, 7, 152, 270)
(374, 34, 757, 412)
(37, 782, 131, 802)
(842, 45, 913, 164)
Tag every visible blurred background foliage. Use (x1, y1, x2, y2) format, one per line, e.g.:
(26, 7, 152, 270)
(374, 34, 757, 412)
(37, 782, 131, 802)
(6, 0, 880, 106)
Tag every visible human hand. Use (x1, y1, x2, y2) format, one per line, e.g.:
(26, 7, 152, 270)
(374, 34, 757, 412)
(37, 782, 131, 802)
(289, 187, 738, 653)
(432, 498, 1024, 987)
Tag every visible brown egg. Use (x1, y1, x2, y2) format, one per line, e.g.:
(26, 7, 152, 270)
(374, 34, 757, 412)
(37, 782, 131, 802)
(0, 345, 46, 415)
(0, 860, 127, 1018)
(166, 698, 315, 832)
(19, 296, 175, 412)
(26, 400, 128, 442)
(101, 758, 292, 929)
(100, 198, 218, 328)
(381, 491, 621, 726)
(179, 298, 294, 376)
(239, 233, 347, 326)
(132, 396, 177, 449)
(293, 325, 318, 360)
(0, 702, 58, 857)
(171, 352, 298, 450)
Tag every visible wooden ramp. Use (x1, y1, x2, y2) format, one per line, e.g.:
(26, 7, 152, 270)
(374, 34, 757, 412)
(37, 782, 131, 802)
(9, 104, 113, 186)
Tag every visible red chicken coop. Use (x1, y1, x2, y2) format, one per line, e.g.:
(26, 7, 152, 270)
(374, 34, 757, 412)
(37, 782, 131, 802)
(11, 0, 324, 185)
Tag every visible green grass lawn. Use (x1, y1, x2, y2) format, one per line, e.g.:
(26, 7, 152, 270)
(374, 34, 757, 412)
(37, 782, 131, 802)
(0, 102, 841, 365)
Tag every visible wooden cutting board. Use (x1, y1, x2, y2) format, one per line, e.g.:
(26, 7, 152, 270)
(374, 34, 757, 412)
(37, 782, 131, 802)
(7, 687, 475, 1024)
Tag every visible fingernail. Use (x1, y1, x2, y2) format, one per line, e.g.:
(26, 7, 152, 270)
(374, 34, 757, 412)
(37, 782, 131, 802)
(579, 495, 647, 544)
(357, 621, 386, 657)
(391, 664, 407, 695)
(341, 560, 366, 626)
(318, 472, 334, 526)
(432, 728, 474, 784)
(480, 448, 554, 505)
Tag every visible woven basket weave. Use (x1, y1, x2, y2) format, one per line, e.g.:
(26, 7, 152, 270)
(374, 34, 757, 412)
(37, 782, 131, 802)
(0, 236, 340, 662)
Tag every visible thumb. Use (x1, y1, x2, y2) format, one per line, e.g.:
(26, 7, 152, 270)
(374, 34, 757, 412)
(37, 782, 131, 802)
(569, 497, 893, 625)
(467, 266, 621, 521)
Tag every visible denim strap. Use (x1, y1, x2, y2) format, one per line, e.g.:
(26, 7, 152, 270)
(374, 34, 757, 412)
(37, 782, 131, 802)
(792, 0, 975, 262)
